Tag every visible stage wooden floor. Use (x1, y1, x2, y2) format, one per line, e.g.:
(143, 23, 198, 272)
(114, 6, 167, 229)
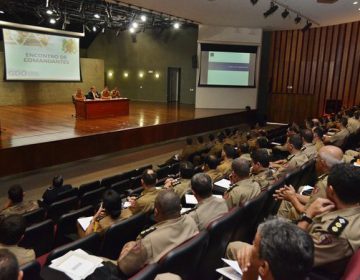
(0, 101, 244, 148)
(0, 101, 252, 177)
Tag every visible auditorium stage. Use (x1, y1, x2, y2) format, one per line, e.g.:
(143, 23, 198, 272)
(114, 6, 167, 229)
(0, 101, 255, 177)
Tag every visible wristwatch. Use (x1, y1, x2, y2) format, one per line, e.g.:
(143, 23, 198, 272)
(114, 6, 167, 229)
(299, 212, 313, 224)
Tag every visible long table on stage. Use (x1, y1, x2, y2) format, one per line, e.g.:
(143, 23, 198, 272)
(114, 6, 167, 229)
(74, 98, 130, 119)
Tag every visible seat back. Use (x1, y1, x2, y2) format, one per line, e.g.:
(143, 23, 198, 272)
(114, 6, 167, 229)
(54, 205, 94, 246)
(158, 231, 209, 280)
(169, 162, 180, 176)
(19, 219, 54, 257)
(298, 158, 317, 188)
(78, 180, 101, 197)
(56, 187, 77, 201)
(198, 207, 244, 279)
(23, 207, 46, 226)
(284, 167, 302, 190)
(111, 179, 131, 195)
(46, 232, 101, 265)
(133, 164, 153, 177)
(79, 187, 106, 208)
(129, 263, 160, 280)
(47, 196, 79, 222)
(156, 165, 171, 181)
(101, 174, 123, 188)
(131, 175, 143, 189)
(100, 212, 148, 259)
(20, 260, 41, 280)
(342, 248, 360, 280)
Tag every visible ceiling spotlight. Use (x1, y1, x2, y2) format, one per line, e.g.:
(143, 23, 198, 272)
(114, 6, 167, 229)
(94, 13, 100, 19)
(129, 27, 135, 33)
(173, 22, 180, 29)
(0, 10, 4, 14)
(92, 26, 97, 32)
(132, 22, 138, 28)
(294, 15, 302, 24)
(263, 2, 279, 18)
(49, 18, 56, 24)
(46, 9, 53, 15)
(250, 0, 258, 4)
(140, 15, 147, 22)
(302, 21, 312, 32)
(353, 1, 358, 4)
(281, 9, 289, 19)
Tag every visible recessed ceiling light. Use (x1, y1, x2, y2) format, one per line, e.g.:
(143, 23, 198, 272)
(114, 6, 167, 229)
(353, 1, 358, 4)
(129, 27, 135, 33)
(140, 15, 147, 22)
(46, 9, 53, 15)
(94, 13, 100, 19)
(49, 18, 56, 24)
(132, 22, 138, 28)
(173, 22, 180, 29)
(0, 10, 5, 14)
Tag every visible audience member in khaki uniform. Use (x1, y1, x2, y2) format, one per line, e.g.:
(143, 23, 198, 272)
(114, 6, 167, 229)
(208, 134, 224, 157)
(224, 158, 261, 209)
(117, 190, 199, 276)
(301, 129, 317, 160)
(226, 219, 314, 280)
(0, 249, 24, 280)
(250, 149, 276, 192)
(186, 173, 228, 230)
(298, 163, 360, 275)
(313, 127, 325, 152)
(324, 117, 350, 147)
(255, 137, 272, 157)
(194, 135, 206, 153)
(121, 169, 161, 218)
(276, 145, 343, 221)
(80, 190, 124, 237)
(180, 138, 197, 161)
(346, 110, 360, 134)
(164, 161, 194, 198)
(271, 134, 308, 178)
(216, 144, 236, 177)
(0, 215, 35, 266)
(0, 185, 38, 217)
(204, 155, 223, 183)
(273, 126, 299, 152)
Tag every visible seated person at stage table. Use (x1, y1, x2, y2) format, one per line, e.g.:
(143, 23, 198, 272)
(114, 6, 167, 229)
(41, 175, 72, 206)
(226, 218, 314, 280)
(185, 173, 228, 230)
(224, 158, 261, 209)
(73, 88, 85, 101)
(117, 190, 199, 276)
(111, 87, 121, 98)
(0, 185, 38, 217)
(0, 215, 35, 266)
(164, 161, 194, 198)
(0, 249, 24, 280)
(101, 86, 111, 99)
(80, 189, 124, 237)
(121, 169, 161, 219)
(86, 86, 101, 100)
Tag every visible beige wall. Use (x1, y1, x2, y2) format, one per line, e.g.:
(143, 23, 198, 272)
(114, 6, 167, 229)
(87, 28, 198, 104)
(0, 53, 104, 105)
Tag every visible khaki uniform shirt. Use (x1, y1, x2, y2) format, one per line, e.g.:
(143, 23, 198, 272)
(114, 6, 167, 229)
(122, 187, 160, 218)
(301, 143, 317, 160)
(328, 128, 350, 147)
(239, 153, 252, 164)
(180, 145, 197, 161)
(309, 206, 360, 269)
(118, 215, 199, 276)
(209, 141, 223, 156)
(251, 168, 276, 192)
(173, 179, 191, 198)
(188, 196, 228, 230)
(224, 138, 236, 146)
(96, 215, 124, 234)
(347, 117, 360, 134)
(0, 244, 35, 266)
(216, 158, 232, 177)
(276, 152, 308, 178)
(224, 178, 261, 209)
(0, 200, 39, 217)
(314, 139, 324, 152)
(205, 169, 223, 183)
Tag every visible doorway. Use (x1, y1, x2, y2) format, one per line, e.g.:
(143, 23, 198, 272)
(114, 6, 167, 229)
(167, 67, 181, 103)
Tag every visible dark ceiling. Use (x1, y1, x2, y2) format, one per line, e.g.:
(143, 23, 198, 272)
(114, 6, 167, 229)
(0, 0, 197, 48)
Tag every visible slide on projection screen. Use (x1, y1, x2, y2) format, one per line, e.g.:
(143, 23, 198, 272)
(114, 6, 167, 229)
(3, 28, 81, 81)
(199, 43, 257, 87)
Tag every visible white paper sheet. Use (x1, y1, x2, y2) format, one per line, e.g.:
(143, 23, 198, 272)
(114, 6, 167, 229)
(77, 216, 93, 231)
(185, 194, 198, 205)
(214, 179, 231, 190)
(216, 266, 242, 280)
(123, 201, 132, 208)
(180, 207, 191, 214)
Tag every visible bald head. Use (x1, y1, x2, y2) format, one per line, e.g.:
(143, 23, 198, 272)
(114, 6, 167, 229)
(318, 145, 343, 169)
(155, 190, 181, 220)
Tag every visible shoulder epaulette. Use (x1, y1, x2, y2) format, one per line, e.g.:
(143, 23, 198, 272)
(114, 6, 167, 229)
(328, 216, 348, 236)
(317, 173, 327, 181)
(139, 226, 157, 238)
(182, 206, 197, 215)
(226, 183, 238, 193)
(301, 146, 306, 151)
(286, 155, 295, 162)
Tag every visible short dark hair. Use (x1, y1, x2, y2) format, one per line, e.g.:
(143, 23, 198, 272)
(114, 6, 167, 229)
(155, 190, 181, 218)
(197, 136, 204, 144)
(186, 137, 193, 145)
(0, 215, 26, 245)
(52, 175, 64, 188)
(288, 126, 300, 134)
(251, 149, 270, 168)
(7, 185, 24, 204)
(205, 155, 219, 170)
(301, 129, 314, 143)
(340, 117, 348, 127)
(191, 173, 212, 198)
(102, 190, 122, 219)
(232, 158, 250, 178)
(223, 144, 236, 159)
(0, 249, 19, 280)
(313, 127, 324, 139)
(288, 134, 303, 150)
(256, 137, 269, 149)
(328, 163, 360, 204)
(142, 169, 157, 186)
(208, 134, 215, 142)
(258, 219, 314, 280)
(180, 161, 194, 179)
(239, 143, 250, 154)
(354, 110, 360, 120)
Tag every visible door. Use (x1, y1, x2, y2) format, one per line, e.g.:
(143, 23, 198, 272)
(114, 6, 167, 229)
(167, 67, 181, 103)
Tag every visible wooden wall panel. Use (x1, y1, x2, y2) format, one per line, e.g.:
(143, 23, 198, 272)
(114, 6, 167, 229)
(267, 21, 360, 123)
